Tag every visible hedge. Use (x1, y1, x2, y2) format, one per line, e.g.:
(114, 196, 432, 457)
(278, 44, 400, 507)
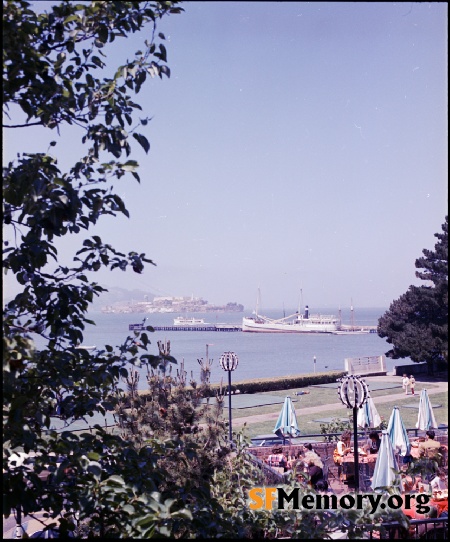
(204, 370, 347, 396)
(136, 371, 347, 400)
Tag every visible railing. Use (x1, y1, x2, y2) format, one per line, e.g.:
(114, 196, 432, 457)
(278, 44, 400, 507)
(244, 450, 287, 484)
(369, 518, 448, 540)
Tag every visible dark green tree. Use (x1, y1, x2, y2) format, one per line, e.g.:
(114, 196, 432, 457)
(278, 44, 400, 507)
(3, 1, 192, 537)
(377, 216, 448, 374)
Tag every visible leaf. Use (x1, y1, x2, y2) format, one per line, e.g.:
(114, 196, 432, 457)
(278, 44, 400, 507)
(107, 475, 125, 486)
(97, 24, 109, 44)
(63, 14, 80, 24)
(133, 133, 150, 154)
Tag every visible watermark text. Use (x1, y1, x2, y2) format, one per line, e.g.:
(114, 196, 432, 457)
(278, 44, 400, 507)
(248, 487, 431, 515)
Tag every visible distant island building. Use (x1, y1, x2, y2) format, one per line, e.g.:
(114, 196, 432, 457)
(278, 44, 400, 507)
(101, 295, 244, 314)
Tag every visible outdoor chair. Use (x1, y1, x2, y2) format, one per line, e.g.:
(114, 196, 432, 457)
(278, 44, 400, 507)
(358, 462, 372, 492)
(438, 447, 448, 467)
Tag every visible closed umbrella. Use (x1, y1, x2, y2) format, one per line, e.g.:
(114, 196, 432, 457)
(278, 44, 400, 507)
(357, 395, 382, 429)
(387, 406, 411, 457)
(371, 431, 402, 493)
(416, 389, 438, 431)
(274, 396, 301, 444)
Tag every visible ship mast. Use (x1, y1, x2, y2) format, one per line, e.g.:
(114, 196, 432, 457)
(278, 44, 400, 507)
(298, 288, 303, 315)
(255, 287, 261, 317)
(350, 299, 354, 331)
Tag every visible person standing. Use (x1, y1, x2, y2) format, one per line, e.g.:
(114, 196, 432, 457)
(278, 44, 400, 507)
(402, 374, 410, 395)
(409, 375, 416, 395)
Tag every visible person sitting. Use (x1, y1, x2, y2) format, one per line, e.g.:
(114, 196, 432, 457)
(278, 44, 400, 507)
(430, 468, 448, 493)
(267, 446, 287, 469)
(418, 430, 442, 461)
(307, 456, 326, 490)
(367, 431, 381, 455)
(334, 430, 352, 481)
(336, 430, 352, 458)
(303, 443, 323, 469)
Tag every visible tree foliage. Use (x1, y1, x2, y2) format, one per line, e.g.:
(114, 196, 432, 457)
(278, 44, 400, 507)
(377, 216, 448, 372)
(3, 0, 194, 537)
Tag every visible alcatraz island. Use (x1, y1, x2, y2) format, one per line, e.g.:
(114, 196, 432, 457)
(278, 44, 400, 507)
(101, 295, 244, 314)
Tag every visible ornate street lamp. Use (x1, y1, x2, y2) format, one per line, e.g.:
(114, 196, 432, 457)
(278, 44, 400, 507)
(337, 374, 369, 492)
(219, 351, 239, 444)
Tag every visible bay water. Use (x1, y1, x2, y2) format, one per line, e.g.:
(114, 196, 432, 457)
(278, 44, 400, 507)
(77, 307, 411, 390)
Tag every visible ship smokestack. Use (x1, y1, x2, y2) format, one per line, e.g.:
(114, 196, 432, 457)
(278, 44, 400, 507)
(304, 305, 309, 319)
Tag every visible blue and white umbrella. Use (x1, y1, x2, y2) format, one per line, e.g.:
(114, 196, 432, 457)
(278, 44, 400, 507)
(371, 431, 402, 493)
(274, 396, 301, 442)
(416, 389, 438, 431)
(387, 406, 411, 457)
(357, 396, 382, 429)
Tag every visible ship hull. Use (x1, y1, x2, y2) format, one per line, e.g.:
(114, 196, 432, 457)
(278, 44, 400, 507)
(242, 317, 337, 333)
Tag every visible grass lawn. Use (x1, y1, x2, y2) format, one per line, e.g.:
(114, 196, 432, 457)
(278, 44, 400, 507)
(226, 383, 447, 439)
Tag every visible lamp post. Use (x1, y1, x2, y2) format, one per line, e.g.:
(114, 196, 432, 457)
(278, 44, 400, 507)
(337, 374, 369, 492)
(219, 351, 239, 444)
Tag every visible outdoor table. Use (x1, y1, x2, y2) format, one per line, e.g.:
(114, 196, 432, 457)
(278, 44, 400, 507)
(341, 451, 377, 482)
(401, 493, 430, 520)
(410, 445, 421, 459)
(401, 489, 448, 519)
(430, 496, 448, 517)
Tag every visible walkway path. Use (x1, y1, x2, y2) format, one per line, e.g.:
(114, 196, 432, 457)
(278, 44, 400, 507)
(232, 376, 448, 428)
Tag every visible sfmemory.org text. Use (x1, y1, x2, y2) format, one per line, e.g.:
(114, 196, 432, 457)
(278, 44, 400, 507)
(248, 487, 431, 515)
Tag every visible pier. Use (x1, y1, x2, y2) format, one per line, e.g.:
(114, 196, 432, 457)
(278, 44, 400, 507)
(339, 325, 378, 333)
(152, 325, 242, 332)
(130, 324, 242, 332)
(129, 324, 377, 333)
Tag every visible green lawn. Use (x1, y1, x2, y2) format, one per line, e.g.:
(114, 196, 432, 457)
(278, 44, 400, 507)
(228, 385, 447, 439)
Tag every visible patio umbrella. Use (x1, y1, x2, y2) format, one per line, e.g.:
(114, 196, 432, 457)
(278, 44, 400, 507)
(274, 396, 301, 443)
(371, 431, 402, 493)
(387, 406, 411, 457)
(357, 396, 382, 429)
(416, 389, 438, 431)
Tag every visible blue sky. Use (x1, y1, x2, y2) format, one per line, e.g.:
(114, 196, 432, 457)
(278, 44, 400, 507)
(3, 2, 448, 311)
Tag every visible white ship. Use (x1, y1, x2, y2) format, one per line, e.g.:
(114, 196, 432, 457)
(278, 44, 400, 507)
(173, 316, 207, 326)
(242, 305, 339, 333)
